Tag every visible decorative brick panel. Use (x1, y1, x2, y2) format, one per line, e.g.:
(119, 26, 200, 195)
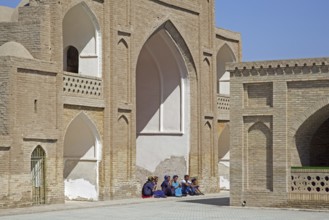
(63, 72, 102, 98)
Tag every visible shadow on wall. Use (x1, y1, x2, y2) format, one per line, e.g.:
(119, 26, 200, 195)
(179, 197, 230, 207)
(294, 104, 329, 166)
(136, 29, 185, 135)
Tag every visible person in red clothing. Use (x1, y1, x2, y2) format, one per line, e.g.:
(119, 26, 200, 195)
(142, 176, 155, 198)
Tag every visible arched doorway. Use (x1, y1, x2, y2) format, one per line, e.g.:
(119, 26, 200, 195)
(136, 26, 190, 180)
(63, 2, 102, 77)
(63, 113, 102, 201)
(31, 146, 46, 205)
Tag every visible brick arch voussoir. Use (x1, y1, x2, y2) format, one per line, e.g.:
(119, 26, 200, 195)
(289, 98, 329, 137)
(136, 19, 197, 80)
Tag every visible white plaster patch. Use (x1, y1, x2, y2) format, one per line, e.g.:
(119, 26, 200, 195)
(136, 135, 189, 172)
(64, 179, 97, 201)
(220, 176, 230, 190)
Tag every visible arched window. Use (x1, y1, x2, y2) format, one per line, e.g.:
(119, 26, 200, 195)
(65, 46, 79, 73)
(31, 146, 46, 205)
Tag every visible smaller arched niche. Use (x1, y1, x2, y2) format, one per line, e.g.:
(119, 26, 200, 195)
(63, 112, 102, 201)
(247, 122, 273, 191)
(216, 44, 236, 95)
(63, 2, 102, 77)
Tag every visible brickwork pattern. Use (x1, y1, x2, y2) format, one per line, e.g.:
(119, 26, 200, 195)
(0, 0, 242, 207)
(229, 58, 329, 208)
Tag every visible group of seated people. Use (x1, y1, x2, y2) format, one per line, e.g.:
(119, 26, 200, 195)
(142, 174, 204, 198)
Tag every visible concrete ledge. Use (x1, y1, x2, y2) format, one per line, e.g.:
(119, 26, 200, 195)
(63, 96, 105, 108)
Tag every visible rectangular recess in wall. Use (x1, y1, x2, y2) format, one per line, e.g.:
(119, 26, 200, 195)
(244, 82, 273, 108)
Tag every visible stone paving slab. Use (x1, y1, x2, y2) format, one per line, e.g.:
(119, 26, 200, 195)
(0, 192, 229, 217)
(1, 192, 329, 220)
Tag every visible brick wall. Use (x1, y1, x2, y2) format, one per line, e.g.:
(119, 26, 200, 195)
(229, 58, 329, 208)
(0, 0, 241, 206)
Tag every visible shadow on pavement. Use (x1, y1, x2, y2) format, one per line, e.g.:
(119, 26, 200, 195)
(178, 197, 230, 207)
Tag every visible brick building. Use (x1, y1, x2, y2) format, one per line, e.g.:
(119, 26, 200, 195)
(0, 0, 241, 207)
(229, 58, 329, 208)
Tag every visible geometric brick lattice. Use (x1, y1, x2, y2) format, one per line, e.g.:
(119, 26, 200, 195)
(291, 168, 329, 193)
(63, 73, 102, 98)
(217, 95, 230, 110)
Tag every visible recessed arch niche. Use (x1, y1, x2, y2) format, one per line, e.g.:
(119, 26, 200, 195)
(136, 25, 191, 178)
(63, 2, 102, 77)
(63, 112, 102, 201)
(216, 44, 236, 95)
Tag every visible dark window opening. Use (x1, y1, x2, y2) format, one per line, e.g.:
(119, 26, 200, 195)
(66, 46, 79, 73)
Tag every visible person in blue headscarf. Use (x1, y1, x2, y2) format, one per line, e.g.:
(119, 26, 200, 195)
(161, 175, 173, 196)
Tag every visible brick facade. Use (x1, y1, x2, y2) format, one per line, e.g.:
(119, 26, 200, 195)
(229, 58, 329, 208)
(0, 0, 241, 207)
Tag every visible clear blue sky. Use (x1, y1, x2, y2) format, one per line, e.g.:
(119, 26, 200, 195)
(1, 0, 328, 61)
(216, 0, 329, 61)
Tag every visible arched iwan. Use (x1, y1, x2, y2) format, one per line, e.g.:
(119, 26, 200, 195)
(136, 20, 193, 180)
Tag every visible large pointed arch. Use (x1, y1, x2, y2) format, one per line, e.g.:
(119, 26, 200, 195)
(63, 112, 102, 201)
(63, 1, 102, 77)
(137, 20, 197, 80)
(291, 99, 329, 166)
(135, 20, 198, 180)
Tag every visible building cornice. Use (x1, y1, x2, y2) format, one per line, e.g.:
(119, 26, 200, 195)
(227, 57, 329, 77)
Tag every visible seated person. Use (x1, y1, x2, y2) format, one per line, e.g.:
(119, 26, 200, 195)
(181, 175, 195, 196)
(153, 176, 159, 191)
(142, 176, 155, 198)
(161, 175, 173, 196)
(171, 175, 182, 197)
(191, 178, 204, 195)
(153, 176, 166, 198)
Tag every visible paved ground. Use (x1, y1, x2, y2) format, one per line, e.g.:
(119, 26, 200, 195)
(0, 192, 329, 220)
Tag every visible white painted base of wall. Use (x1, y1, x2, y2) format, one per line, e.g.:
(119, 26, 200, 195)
(136, 134, 189, 173)
(64, 179, 98, 201)
(220, 176, 230, 190)
(219, 159, 230, 190)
